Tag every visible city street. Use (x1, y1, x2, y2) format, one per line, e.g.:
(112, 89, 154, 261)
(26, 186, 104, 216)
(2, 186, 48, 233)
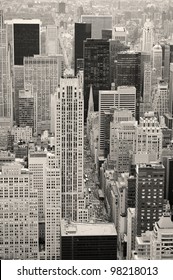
(84, 127, 109, 222)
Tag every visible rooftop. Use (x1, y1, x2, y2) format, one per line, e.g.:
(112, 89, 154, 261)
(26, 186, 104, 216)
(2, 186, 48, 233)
(61, 221, 117, 236)
(158, 214, 173, 229)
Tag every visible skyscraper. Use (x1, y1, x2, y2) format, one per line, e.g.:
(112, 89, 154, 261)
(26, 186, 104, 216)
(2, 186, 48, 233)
(0, 10, 12, 120)
(117, 51, 141, 121)
(153, 80, 169, 117)
(142, 19, 154, 53)
(46, 25, 60, 56)
(18, 85, 34, 130)
(169, 63, 173, 116)
(135, 163, 164, 236)
(99, 88, 136, 157)
(74, 23, 91, 75)
(55, 76, 84, 221)
(142, 62, 152, 114)
(81, 15, 112, 39)
(83, 39, 110, 121)
(0, 163, 38, 259)
(152, 44, 162, 80)
(9, 19, 41, 65)
(24, 55, 64, 134)
(135, 114, 162, 162)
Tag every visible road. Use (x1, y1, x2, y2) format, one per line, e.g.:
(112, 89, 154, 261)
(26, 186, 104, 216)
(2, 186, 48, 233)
(84, 126, 109, 222)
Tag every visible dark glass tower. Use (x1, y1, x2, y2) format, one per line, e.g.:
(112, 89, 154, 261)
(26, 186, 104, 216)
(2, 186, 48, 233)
(117, 51, 141, 121)
(83, 39, 110, 121)
(74, 23, 91, 75)
(14, 23, 40, 65)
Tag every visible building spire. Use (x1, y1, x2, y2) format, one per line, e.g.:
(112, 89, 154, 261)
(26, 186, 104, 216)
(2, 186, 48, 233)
(88, 84, 94, 116)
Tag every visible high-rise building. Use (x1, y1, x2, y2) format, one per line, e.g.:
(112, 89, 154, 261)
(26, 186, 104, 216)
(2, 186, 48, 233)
(0, 10, 12, 121)
(18, 85, 34, 130)
(13, 66, 24, 125)
(152, 44, 162, 80)
(142, 19, 154, 53)
(160, 42, 170, 83)
(0, 163, 38, 259)
(99, 88, 136, 157)
(28, 151, 47, 222)
(55, 76, 84, 221)
(45, 153, 61, 260)
(169, 63, 173, 116)
(117, 51, 141, 121)
(61, 221, 117, 260)
(81, 15, 112, 39)
(142, 62, 152, 114)
(83, 39, 110, 121)
(135, 114, 163, 162)
(135, 163, 164, 236)
(109, 120, 137, 173)
(127, 208, 136, 260)
(153, 80, 169, 117)
(109, 39, 129, 85)
(5, 19, 41, 65)
(24, 55, 64, 134)
(46, 25, 60, 56)
(74, 23, 91, 75)
(162, 156, 173, 207)
(150, 213, 173, 260)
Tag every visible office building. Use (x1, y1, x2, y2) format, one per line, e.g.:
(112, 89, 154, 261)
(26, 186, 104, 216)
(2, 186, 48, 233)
(160, 42, 170, 83)
(153, 80, 169, 117)
(109, 40, 129, 85)
(81, 15, 112, 39)
(46, 25, 60, 55)
(150, 213, 173, 260)
(113, 27, 127, 44)
(162, 156, 173, 207)
(74, 23, 91, 75)
(13, 66, 24, 125)
(55, 76, 84, 221)
(117, 51, 141, 120)
(135, 114, 163, 162)
(24, 55, 64, 134)
(110, 120, 137, 173)
(142, 19, 154, 53)
(142, 63, 152, 114)
(152, 44, 162, 80)
(0, 117, 11, 150)
(61, 221, 117, 260)
(83, 39, 110, 121)
(135, 163, 165, 236)
(0, 163, 38, 259)
(0, 10, 12, 121)
(19, 85, 34, 130)
(99, 88, 136, 157)
(5, 19, 41, 65)
(169, 63, 173, 116)
(127, 208, 136, 260)
(45, 153, 61, 260)
(28, 151, 47, 222)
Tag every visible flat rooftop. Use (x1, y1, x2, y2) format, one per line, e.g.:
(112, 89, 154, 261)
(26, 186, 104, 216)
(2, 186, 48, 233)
(61, 221, 117, 236)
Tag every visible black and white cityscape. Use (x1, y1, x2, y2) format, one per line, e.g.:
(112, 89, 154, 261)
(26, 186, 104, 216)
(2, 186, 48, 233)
(0, 0, 173, 260)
